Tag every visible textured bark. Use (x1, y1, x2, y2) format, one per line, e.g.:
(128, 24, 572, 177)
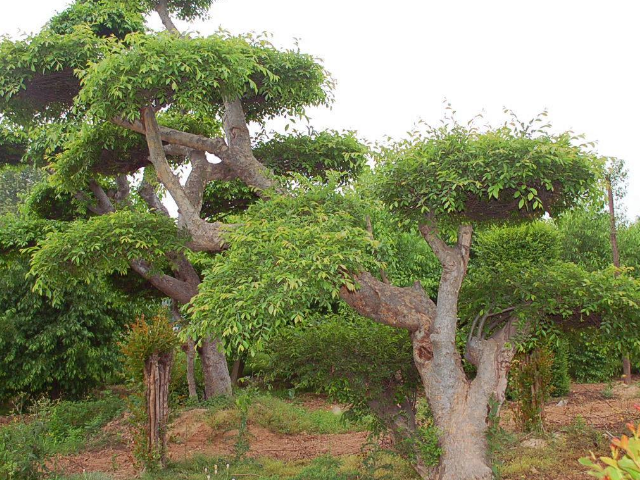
(141, 107, 228, 252)
(144, 350, 173, 466)
(155, 0, 180, 34)
(345, 223, 522, 479)
(231, 357, 245, 385)
(184, 339, 198, 399)
(199, 338, 232, 398)
(340, 272, 435, 332)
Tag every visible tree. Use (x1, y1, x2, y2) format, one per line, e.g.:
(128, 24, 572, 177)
(184, 116, 602, 479)
(0, 0, 365, 399)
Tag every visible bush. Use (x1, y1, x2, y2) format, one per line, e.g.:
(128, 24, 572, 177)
(265, 308, 440, 470)
(0, 394, 123, 480)
(511, 348, 554, 432)
(567, 330, 620, 383)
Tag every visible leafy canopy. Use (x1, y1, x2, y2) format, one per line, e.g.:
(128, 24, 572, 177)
(28, 210, 188, 301)
(79, 32, 332, 122)
(374, 118, 600, 224)
(188, 176, 379, 354)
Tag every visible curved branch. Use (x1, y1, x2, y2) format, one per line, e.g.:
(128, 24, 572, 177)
(155, 0, 180, 34)
(340, 272, 435, 332)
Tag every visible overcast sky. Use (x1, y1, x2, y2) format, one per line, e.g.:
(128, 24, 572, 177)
(2, 0, 639, 219)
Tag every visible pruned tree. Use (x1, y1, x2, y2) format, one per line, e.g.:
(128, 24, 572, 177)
(0, 0, 365, 398)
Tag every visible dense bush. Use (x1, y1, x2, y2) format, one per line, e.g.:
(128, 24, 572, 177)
(550, 336, 571, 397)
(511, 348, 555, 432)
(0, 254, 139, 403)
(567, 329, 621, 383)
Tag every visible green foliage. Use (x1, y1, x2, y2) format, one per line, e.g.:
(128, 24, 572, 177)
(255, 130, 368, 180)
(28, 210, 187, 301)
(511, 348, 554, 432)
(0, 252, 141, 402)
(0, 166, 44, 215)
(0, 395, 124, 480)
(265, 310, 440, 468)
(22, 181, 84, 221)
(0, 26, 110, 119)
(374, 118, 599, 225)
(79, 32, 331, 122)
(550, 336, 571, 397)
(139, 0, 215, 21)
(201, 130, 369, 221)
(121, 312, 179, 380)
(0, 413, 48, 480)
(0, 121, 27, 165)
(472, 221, 562, 270)
(580, 410, 640, 479)
(189, 178, 378, 355)
(266, 309, 417, 420)
(556, 208, 612, 271)
(48, 0, 146, 39)
(567, 329, 621, 383)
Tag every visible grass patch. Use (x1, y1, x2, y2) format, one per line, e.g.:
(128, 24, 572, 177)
(205, 394, 363, 437)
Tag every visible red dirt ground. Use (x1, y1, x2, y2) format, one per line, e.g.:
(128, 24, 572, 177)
(47, 382, 640, 479)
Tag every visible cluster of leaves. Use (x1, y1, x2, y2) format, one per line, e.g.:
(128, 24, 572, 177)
(189, 177, 378, 355)
(79, 32, 331, 122)
(0, 394, 124, 479)
(139, 0, 215, 21)
(48, 0, 146, 39)
(374, 121, 599, 224)
(265, 309, 441, 468)
(120, 311, 179, 381)
(201, 130, 369, 221)
(0, 166, 44, 216)
(567, 329, 622, 383)
(510, 348, 555, 432)
(266, 308, 418, 419)
(581, 405, 640, 479)
(0, 249, 143, 402)
(0, 121, 27, 166)
(0, 25, 111, 119)
(28, 210, 188, 301)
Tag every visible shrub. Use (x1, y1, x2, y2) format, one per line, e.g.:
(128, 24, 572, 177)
(511, 347, 554, 432)
(265, 309, 440, 470)
(567, 329, 620, 383)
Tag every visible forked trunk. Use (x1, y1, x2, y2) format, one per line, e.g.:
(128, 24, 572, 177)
(144, 350, 173, 467)
(199, 338, 232, 398)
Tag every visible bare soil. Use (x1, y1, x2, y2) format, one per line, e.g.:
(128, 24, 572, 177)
(47, 382, 640, 479)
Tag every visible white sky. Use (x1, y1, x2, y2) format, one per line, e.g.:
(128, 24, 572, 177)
(2, 0, 639, 219)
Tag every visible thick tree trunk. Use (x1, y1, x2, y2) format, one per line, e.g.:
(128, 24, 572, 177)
(231, 357, 245, 385)
(144, 351, 173, 467)
(199, 338, 232, 398)
(183, 340, 198, 400)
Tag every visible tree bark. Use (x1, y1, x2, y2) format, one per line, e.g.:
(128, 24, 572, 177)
(607, 178, 631, 385)
(144, 350, 173, 467)
(342, 223, 520, 479)
(184, 339, 198, 399)
(199, 338, 232, 398)
(231, 356, 245, 385)
(155, 0, 180, 34)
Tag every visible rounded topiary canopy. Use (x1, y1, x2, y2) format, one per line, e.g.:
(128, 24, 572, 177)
(375, 122, 600, 224)
(0, 123, 27, 165)
(79, 33, 332, 122)
(48, 0, 146, 39)
(0, 27, 109, 119)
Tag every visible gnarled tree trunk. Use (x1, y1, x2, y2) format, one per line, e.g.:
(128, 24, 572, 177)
(342, 223, 518, 479)
(144, 350, 174, 467)
(199, 338, 232, 398)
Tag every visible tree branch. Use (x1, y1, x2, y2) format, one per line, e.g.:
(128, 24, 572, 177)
(340, 272, 435, 332)
(141, 106, 228, 252)
(130, 259, 198, 304)
(155, 0, 180, 35)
